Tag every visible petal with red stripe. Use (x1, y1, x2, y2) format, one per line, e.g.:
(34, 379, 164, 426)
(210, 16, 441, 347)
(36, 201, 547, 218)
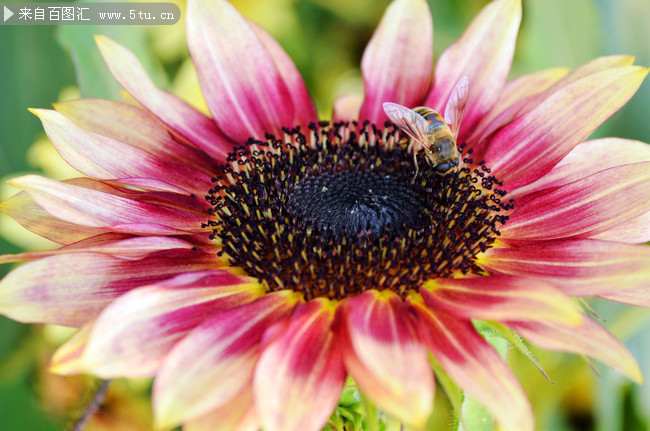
(475, 56, 636, 151)
(53, 99, 220, 175)
(590, 210, 650, 244)
(32, 109, 212, 194)
(358, 0, 432, 125)
(508, 318, 643, 383)
(421, 275, 582, 325)
(9, 175, 206, 235)
(501, 162, 650, 241)
(510, 139, 650, 200)
(519, 55, 636, 115)
(412, 301, 533, 431)
(153, 291, 300, 429)
(484, 67, 647, 190)
(81, 271, 263, 378)
(95, 35, 231, 159)
(0, 235, 196, 263)
(254, 299, 345, 431)
(481, 239, 650, 304)
(425, 0, 521, 143)
(0, 250, 216, 327)
(338, 290, 434, 427)
(250, 21, 318, 131)
(0, 190, 103, 245)
(469, 67, 569, 145)
(186, 0, 293, 142)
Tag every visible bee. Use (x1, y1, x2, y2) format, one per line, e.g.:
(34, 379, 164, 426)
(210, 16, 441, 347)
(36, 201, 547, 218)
(383, 76, 469, 178)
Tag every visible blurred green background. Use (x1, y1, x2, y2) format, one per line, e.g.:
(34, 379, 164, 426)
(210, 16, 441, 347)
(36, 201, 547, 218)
(0, 0, 648, 430)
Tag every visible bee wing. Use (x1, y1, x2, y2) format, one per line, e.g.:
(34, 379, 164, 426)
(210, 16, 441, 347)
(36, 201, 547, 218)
(382, 102, 431, 149)
(444, 76, 469, 140)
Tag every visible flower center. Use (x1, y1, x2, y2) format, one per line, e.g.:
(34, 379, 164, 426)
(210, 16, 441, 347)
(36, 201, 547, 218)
(287, 169, 429, 238)
(206, 122, 512, 300)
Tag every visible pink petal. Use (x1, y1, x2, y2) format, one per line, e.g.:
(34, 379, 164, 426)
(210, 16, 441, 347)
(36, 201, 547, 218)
(597, 287, 650, 308)
(94, 35, 232, 159)
(510, 138, 650, 199)
(63, 235, 196, 259)
(468, 67, 569, 145)
(32, 109, 212, 194)
(481, 239, 650, 304)
(524, 55, 636, 108)
(421, 275, 582, 325)
(508, 318, 643, 383)
(92, 178, 214, 216)
(9, 175, 207, 234)
(81, 271, 263, 378)
(484, 66, 648, 190)
(250, 21, 318, 131)
(0, 235, 195, 263)
(183, 388, 259, 431)
(425, 0, 521, 143)
(332, 94, 363, 123)
(106, 177, 192, 195)
(0, 250, 216, 327)
(0, 190, 102, 245)
(254, 299, 345, 431)
(53, 99, 220, 175)
(501, 162, 650, 241)
(338, 290, 434, 427)
(498, 67, 570, 110)
(476, 56, 636, 151)
(186, 0, 293, 143)
(411, 302, 533, 431)
(153, 291, 300, 429)
(590, 210, 650, 244)
(358, 0, 433, 125)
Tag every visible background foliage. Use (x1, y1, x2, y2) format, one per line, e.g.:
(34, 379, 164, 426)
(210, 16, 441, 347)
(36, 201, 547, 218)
(0, 0, 648, 430)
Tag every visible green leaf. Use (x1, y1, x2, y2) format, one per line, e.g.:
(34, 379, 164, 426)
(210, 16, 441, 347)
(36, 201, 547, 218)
(56, 0, 169, 99)
(458, 395, 493, 431)
(326, 383, 365, 431)
(0, 24, 75, 177)
(0, 374, 60, 431)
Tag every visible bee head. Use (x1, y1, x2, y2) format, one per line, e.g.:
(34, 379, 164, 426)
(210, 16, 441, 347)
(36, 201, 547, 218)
(433, 156, 460, 175)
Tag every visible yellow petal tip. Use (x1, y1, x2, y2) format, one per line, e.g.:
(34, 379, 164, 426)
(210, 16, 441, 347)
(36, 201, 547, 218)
(93, 34, 114, 51)
(628, 362, 644, 385)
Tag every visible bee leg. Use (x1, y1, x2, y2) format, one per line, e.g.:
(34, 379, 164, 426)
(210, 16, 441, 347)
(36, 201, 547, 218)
(411, 151, 419, 183)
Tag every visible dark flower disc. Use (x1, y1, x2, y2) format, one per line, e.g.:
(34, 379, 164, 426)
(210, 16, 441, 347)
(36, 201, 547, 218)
(206, 122, 512, 300)
(288, 169, 430, 238)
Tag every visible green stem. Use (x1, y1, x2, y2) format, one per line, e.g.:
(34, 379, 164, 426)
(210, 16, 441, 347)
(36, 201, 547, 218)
(455, 329, 509, 431)
(431, 359, 463, 430)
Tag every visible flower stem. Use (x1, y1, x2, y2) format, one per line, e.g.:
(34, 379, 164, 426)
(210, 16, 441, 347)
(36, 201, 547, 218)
(454, 330, 510, 431)
(68, 379, 111, 431)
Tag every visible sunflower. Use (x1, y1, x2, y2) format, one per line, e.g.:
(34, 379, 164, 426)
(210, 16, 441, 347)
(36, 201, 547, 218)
(1, 0, 648, 430)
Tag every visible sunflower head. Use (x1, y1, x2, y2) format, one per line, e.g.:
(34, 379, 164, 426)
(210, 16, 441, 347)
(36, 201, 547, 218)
(208, 122, 512, 301)
(0, 0, 648, 430)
